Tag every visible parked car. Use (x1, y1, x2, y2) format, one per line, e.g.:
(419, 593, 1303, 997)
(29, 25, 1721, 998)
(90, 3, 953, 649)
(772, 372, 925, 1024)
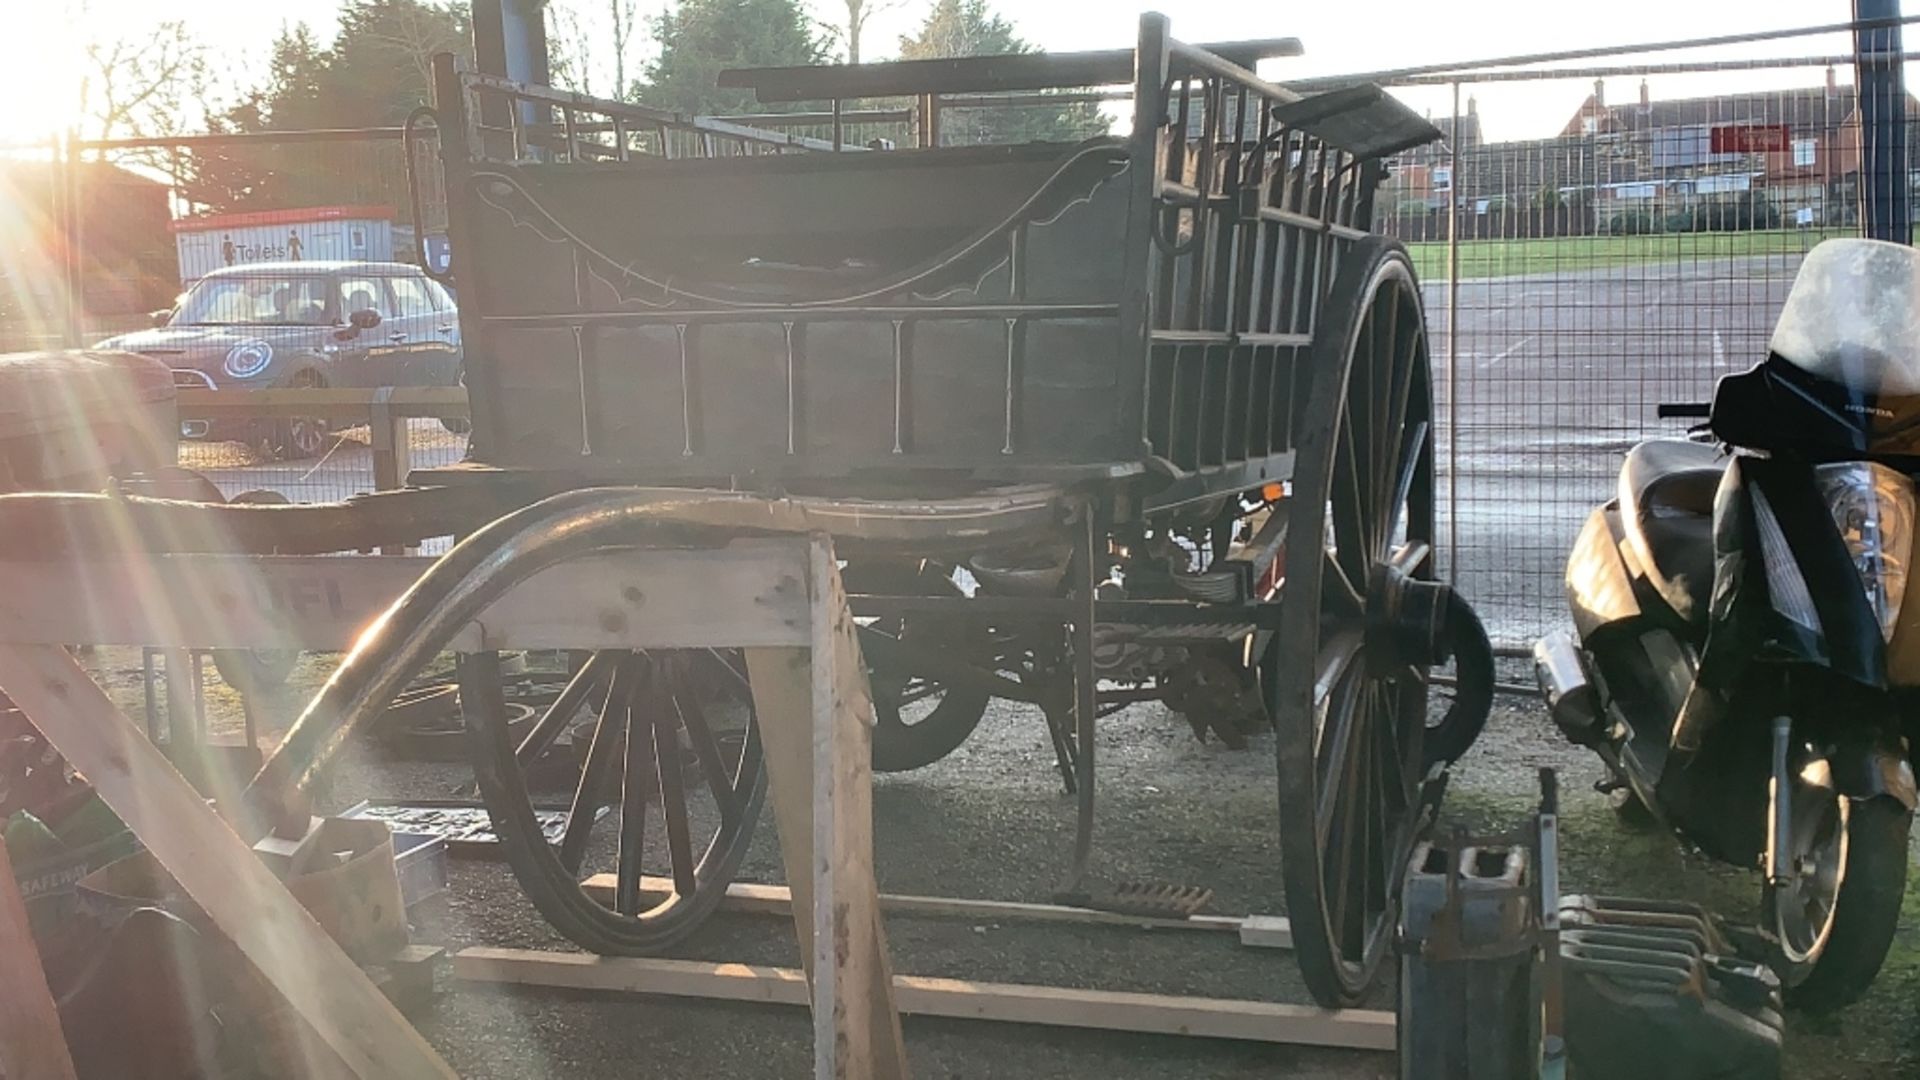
(98, 261, 462, 458)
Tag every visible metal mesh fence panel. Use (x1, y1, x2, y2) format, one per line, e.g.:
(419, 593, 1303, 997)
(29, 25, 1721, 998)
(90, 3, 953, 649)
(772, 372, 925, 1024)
(38, 130, 470, 507)
(1374, 52, 1902, 645)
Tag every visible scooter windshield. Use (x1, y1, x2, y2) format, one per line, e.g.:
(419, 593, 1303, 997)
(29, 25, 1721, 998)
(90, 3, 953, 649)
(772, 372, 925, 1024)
(1771, 238, 1920, 398)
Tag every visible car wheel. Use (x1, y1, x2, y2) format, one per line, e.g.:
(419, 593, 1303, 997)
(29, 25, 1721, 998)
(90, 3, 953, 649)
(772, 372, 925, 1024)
(270, 372, 333, 461)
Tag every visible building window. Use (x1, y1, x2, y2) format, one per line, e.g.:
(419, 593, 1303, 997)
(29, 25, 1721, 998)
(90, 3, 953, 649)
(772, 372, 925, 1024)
(1582, 117, 1598, 135)
(1792, 138, 1816, 167)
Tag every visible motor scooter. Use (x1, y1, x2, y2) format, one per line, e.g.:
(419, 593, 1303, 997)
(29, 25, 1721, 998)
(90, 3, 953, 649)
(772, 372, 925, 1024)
(1536, 237, 1919, 1008)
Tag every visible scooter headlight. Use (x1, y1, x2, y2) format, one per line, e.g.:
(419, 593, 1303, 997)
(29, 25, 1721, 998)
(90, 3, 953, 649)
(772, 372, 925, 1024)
(1813, 461, 1914, 642)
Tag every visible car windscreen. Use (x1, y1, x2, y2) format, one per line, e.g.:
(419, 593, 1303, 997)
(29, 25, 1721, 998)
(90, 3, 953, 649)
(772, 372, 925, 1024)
(175, 275, 333, 326)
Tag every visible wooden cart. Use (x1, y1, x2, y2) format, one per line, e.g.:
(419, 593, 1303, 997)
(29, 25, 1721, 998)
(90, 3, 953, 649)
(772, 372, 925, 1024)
(2, 12, 1493, 1014)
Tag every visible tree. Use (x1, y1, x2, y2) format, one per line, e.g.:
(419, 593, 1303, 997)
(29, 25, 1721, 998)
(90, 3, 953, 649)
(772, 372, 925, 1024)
(316, 0, 471, 125)
(77, 22, 214, 143)
(546, 0, 642, 99)
(897, 0, 1107, 145)
(640, 0, 827, 115)
(839, 0, 902, 65)
(176, 1, 472, 215)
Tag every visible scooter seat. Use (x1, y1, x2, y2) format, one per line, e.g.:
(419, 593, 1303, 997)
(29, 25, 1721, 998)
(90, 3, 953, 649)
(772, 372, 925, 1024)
(1619, 440, 1725, 623)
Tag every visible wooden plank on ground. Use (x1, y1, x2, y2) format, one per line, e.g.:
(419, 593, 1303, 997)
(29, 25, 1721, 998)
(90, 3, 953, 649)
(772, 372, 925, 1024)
(452, 948, 1395, 1052)
(0, 837, 79, 1080)
(577, 875, 1289, 945)
(0, 644, 455, 1079)
(0, 542, 809, 651)
(1238, 915, 1295, 950)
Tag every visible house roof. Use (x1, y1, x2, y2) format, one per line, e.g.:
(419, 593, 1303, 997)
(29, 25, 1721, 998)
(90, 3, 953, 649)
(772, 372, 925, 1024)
(1563, 85, 1857, 137)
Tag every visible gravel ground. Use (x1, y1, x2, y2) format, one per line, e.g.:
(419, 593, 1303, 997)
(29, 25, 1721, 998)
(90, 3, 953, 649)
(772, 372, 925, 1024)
(85, 651, 1920, 1078)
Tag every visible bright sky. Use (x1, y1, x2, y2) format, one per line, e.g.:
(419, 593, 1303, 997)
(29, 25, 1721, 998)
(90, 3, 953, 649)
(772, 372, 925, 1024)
(0, 0, 1905, 144)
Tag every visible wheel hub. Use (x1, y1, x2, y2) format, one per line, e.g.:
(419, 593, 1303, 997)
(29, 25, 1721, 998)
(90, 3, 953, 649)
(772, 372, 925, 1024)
(1364, 563, 1455, 670)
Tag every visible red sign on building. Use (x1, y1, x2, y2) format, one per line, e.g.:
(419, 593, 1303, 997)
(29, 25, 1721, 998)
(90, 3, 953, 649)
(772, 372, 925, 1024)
(1710, 124, 1792, 153)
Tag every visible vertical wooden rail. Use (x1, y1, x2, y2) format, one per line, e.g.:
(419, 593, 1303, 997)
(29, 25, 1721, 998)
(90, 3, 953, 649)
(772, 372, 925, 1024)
(0, 837, 79, 1080)
(746, 535, 909, 1079)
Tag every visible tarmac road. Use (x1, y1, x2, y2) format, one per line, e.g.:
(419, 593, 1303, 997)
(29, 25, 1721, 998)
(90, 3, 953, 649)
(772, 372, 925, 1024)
(1421, 251, 1805, 643)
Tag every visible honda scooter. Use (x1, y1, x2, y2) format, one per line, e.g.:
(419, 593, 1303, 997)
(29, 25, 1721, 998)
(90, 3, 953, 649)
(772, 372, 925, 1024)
(1536, 237, 1919, 1008)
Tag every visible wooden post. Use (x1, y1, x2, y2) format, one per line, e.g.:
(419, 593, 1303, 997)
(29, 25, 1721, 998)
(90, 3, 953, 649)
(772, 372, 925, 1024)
(161, 647, 199, 755)
(369, 388, 414, 555)
(745, 535, 908, 1080)
(0, 836, 79, 1080)
(0, 644, 455, 1079)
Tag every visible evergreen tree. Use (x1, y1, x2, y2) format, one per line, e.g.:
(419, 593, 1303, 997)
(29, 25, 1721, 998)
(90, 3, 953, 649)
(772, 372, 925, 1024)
(898, 0, 1108, 145)
(178, 1, 471, 214)
(640, 0, 827, 115)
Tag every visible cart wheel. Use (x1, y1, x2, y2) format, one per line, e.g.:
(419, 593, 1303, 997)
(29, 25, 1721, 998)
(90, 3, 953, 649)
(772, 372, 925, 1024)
(1273, 236, 1437, 1008)
(844, 562, 992, 773)
(460, 646, 766, 954)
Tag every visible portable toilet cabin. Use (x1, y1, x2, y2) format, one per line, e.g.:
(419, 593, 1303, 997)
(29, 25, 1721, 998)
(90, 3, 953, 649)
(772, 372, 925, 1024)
(171, 206, 397, 285)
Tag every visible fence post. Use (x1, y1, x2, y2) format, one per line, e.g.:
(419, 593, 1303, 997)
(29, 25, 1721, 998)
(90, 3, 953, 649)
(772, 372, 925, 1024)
(1445, 82, 1462, 586)
(369, 388, 413, 554)
(1853, 0, 1910, 243)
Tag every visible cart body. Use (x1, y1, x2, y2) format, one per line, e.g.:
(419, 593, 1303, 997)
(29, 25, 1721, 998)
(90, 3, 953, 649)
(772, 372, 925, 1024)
(425, 23, 1437, 516)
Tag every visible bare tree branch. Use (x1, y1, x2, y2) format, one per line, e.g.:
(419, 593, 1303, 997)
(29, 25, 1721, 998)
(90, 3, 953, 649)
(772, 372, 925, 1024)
(77, 22, 213, 143)
(843, 0, 904, 65)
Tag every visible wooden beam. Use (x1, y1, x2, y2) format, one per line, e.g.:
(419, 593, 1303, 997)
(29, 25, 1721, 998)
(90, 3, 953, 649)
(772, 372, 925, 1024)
(715, 38, 1305, 102)
(452, 948, 1394, 1052)
(0, 542, 810, 652)
(174, 386, 469, 422)
(745, 533, 908, 1079)
(0, 644, 455, 1079)
(577, 875, 1291, 947)
(0, 837, 79, 1080)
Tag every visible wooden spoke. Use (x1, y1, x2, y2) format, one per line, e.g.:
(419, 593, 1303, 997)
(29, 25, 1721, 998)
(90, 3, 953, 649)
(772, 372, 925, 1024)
(1330, 413, 1370, 582)
(1381, 421, 1430, 558)
(673, 688, 740, 829)
(1321, 551, 1365, 618)
(653, 695, 698, 898)
(614, 668, 653, 915)
(704, 648, 754, 695)
(515, 649, 618, 766)
(1388, 539, 1432, 579)
(1314, 660, 1367, 846)
(1368, 289, 1403, 552)
(560, 654, 633, 876)
(1321, 693, 1368, 954)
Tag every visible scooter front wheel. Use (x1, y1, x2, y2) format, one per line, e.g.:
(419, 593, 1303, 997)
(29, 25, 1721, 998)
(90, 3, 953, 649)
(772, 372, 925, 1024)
(1768, 792, 1910, 1010)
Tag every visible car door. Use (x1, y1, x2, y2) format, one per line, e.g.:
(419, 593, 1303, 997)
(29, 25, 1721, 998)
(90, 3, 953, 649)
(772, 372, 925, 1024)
(424, 277, 462, 373)
(335, 273, 398, 386)
(387, 272, 456, 386)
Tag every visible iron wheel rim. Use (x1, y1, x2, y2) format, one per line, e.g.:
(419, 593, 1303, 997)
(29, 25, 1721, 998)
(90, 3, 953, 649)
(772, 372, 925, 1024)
(462, 647, 767, 953)
(1273, 239, 1436, 1008)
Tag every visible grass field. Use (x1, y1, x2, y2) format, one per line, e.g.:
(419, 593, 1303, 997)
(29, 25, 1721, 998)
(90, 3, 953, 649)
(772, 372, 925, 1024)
(1405, 227, 1855, 281)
